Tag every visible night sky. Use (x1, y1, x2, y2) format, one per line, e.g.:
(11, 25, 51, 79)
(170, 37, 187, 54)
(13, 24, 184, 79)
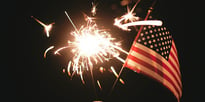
(12, 0, 198, 102)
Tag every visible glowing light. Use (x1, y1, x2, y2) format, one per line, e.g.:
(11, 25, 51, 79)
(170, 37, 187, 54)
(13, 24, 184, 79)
(67, 61, 72, 76)
(32, 0, 163, 94)
(110, 66, 125, 84)
(97, 80, 102, 90)
(31, 16, 54, 37)
(91, 2, 97, 16)
(31, 2, 129, 86)
(121, 20, 162, 28)
(52, 11, 128, 83)
(113, 1, 162, 31)
(99, 67, 105, 73)
(44, 46, 54, 58)
(63, 68, 66, 73)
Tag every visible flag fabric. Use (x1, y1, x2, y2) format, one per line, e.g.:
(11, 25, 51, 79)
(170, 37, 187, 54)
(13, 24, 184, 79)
(123, 24, 182, 101)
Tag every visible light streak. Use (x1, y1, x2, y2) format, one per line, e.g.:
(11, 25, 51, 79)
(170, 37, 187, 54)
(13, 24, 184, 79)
(113, 1, 162, 31)
(54, 46, 70, 55)
(67, 61, 72, 76)
(97, 80, 102, 90)
(31, 16, 54, 37)
(110, 66, 125, 84)
(44, 46, 54, 58)
(119, 20, 162, 29)
(65, 11, 78, 32)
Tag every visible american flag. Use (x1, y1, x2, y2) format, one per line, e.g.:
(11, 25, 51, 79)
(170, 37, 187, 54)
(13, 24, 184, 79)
(123, 24, 182, 101)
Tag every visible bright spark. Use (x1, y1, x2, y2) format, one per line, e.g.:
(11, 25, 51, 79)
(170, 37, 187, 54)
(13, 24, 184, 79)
(31, 16, 54, 37)
(97, 80, 102, 90)
(53, 11, 128, 83)
(91, 2, 97, 16)
(113, 1, 162, 31)
(110, 66, 125, 84)
(99, 67, 106, 73)
(44, 46, 54, 58)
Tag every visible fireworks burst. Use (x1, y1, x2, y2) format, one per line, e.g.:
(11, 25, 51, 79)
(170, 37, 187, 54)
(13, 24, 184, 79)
(114, 1, 162, 31)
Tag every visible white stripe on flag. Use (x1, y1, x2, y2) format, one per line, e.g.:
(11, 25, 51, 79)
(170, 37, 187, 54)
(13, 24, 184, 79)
(134, 43, 182, 88)
(129, 49, 181, 93)
(126, 59, 180, 100)
(171, 41, 180, 66)
(125, 42, 182, 100)
(169, 49, 181, 79)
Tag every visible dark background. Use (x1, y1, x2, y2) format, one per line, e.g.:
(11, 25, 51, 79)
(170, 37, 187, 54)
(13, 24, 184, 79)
(12, 0, 198, 102)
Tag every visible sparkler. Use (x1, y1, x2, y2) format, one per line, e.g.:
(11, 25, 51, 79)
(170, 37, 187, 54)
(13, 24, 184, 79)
(34, 0, 162, 93)
(113, 1, 162, 31)
(31, 2, 128, 88)
(31, 16, 54, 37)
(51, 10, 128, 83)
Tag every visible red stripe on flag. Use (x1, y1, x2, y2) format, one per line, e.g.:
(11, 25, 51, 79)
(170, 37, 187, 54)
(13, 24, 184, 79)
(125, 59, 180, 101)
(126, 50, 181, 95)
(130, 45, 182, 88)
(171, 40, 180, 65)
(170, 50, 180, 67)
(124, 42, 182, 100)
(169, 51, 181, 78)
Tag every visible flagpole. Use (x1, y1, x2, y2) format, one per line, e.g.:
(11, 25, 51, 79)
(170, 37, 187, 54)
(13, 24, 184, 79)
(134, 0, 157, 41)
(109, 0, 157, 95)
